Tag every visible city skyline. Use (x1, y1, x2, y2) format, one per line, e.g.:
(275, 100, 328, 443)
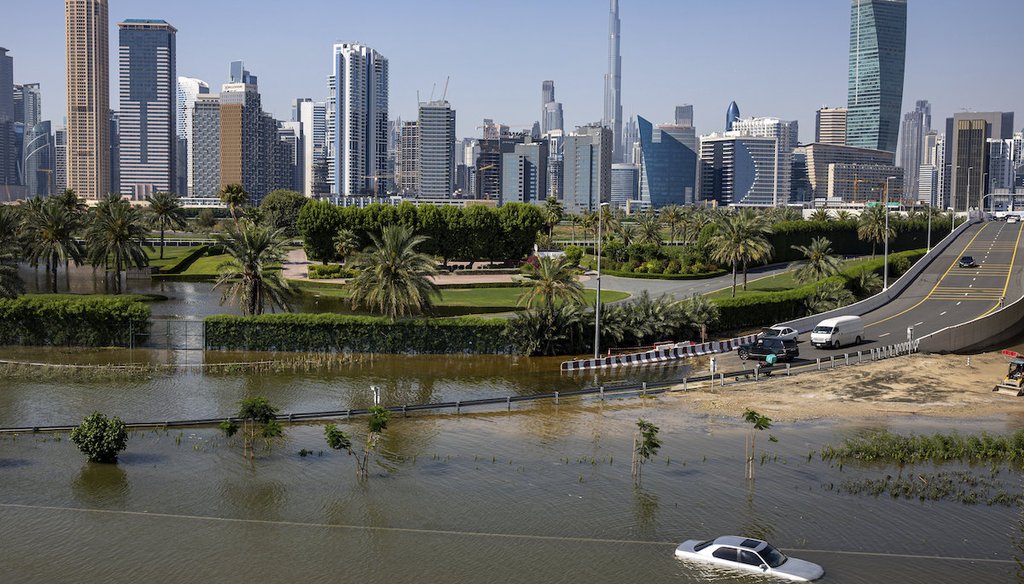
(4, 0, 1023, 146)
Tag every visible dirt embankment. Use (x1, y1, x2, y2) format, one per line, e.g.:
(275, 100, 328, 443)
(673, 351, 1024, 421)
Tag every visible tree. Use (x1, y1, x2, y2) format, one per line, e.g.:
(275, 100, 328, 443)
(23, 198, 85, 293)
(835, 210, 853, 222)
(683, 293, 719, 344)
(660, 205, 684, 244)
(195, 208, 217, 229)
(86, 195, 151, 294)
(544, 196, 564, 236)
(743, 409, 772, 480)
(297, 199, 342, 264)
(809, 208, 831, 222)
(518, 256, 585, 309)
(616, 222, 637, 246)
(146, 192, 187, 259)
(631, 419, 661, 485)
(222, 396, 282, 460)
(851, 269, 883, 298)
(709, 213, 773, 298)
(508, 303, 588, 356)
(259, 190, 308, 236)
(498, 203, 547, 260)
(0, 206, 23, 298)
(635, 211, 662, 246)
(213, 221, 292, 316)
(70, 412, 128, 463)
(804, 280, 856, 314)
(857, 205, 893, 259)
(333, 228, 361, 266)
(219, 183, 249, 223)
(736, 209, 774, 289)
(54, 189, 88, 217)
(347, 225, 440, 320)
(463, 205, 500, 266)
(791, 236, 842, 283)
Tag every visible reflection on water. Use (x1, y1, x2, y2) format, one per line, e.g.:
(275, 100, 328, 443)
(71, 463, 130, 508)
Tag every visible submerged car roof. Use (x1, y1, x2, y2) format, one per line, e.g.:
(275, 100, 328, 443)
(712, 536, 767, 551)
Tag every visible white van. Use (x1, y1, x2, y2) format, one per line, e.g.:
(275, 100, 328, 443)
(810, 315, 864, 349)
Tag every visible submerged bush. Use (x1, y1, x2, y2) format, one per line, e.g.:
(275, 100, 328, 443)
(70, 412, 128, 463)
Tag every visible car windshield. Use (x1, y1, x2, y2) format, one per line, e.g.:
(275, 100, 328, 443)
(812, 326, 833, 334)
(761, 328, 779, 336)
(760, 545, 788, 568)
(962, 257, 974, 262)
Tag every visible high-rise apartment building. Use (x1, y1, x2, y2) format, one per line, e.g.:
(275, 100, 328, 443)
(846, 0, 907, 153)
(118, 19, 177, 199)
(0, 48, 12, 123)
(815, 107, 848, 145)
(327, 43, 388, 196)
(55, 128, 67, 192)
(611, 163, 638, 209)
(637, 116, 697, 208)
(23, 120, 55, 197)
(802, 143, 895, 201)
(0, 48, 14, 188)
(395, 121, 419, 196)
(109, 110, 120, 195)
(563, 125, 612, 214)
(603, 0, 623, 162)
(417, 100, 456, 198)
(898, 100, 931, 201)
(943, 112, 1014, 211)
(65, 0, 110, 199)
(546, 131, 564, 200)
(541, 80, 564, 135)
(177, 77, 209, 196)
(988, 139, 1018, 194)
(729, 117, 799, 205)
(14, 83, 42, 129)
(220, 66, 261, 201)
(190, 93, 220, 197)
(293, 98, 327, 196)
(828, 164, 903, 201)
(501, 140, 548, 206)
(699, 134, 778, 207)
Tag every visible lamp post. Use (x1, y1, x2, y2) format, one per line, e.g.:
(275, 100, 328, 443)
(926, 200, 932, 253)
(967, 166, 973, 219)
(593, 202, 610, 360)
(949, 207, 955, 235)
(883, 176, 896, 291)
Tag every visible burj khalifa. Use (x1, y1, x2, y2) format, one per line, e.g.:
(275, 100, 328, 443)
(603, 0, 623, 163)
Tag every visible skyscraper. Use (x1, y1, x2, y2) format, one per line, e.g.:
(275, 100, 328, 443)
(294, 98, 327, 196)
(943, 111, 1014, 211)
(898, 100, 931, 201)
(725, 101, 740, 132)
(846, 0, 907, 153)
(118, 19, 177, 199)
(729, 117, 799, 205)
(610, 163, 638, 209)
(0, 48, 15, 188)
(563, 125, 612, 214)
(191, 93, 220, 197)
(418, 100, 456, 198)
(395, 120, 419, 196)
(603, 0, 623, 163)
(177, 77, 209, 196)
(815, 107, 848, 145)
(23, 120, 55, 196)
(637, 116, 697, 208)
(541, 80, 564, 135)
(14, 83, 42, 129)
(501, 140, 548, 206)
(327, 42, 389, 196)
(699, 134, 779, 207)
(55, 128, 67, 192)
(65, 0, 110, 199)
(220, 63, 262, 201)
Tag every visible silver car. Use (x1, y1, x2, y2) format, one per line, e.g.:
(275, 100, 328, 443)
(675, 536, 824, 581)
(758, 325, 799, 342)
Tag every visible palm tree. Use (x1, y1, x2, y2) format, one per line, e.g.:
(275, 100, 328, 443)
(660, 205, 685, 245)
(857, 205, 893, 259)
(85, 196, 151, 294)
(348, 225, 440, 320)
(851, 269, 883, 298)
(23, 199, 84, 293)
(709, 213, 773, 297)
(809, 208, 831, 222)
(579, 211, 597, 244)
(219, 183, 249, 223)
(213, 221, 292, 316)
(334, 228, 361, 265)
(518, 255, 584, 309)
(835, 210, 853, 222)
(737, 209, 774, 290)
(0, 206, 23, 298)
(804, 281, 855, 314)
(635, 211, 662, 246)
(616, 222, 638, 246)
(683, 293, 719, 344)
(544, 197, 564, 236)
(791, 237, 842, 283)
(568, 214, 581, 245)
(146, 192, 187, 259)
(54, 189, 88, 217)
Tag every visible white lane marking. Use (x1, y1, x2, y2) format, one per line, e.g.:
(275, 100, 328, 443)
(879, 333, 891, 338)
(957, 302, 962, 306)
(969, 284, 973, 288)
(915, 322, 924, 326)
(940, 311, 947, 316)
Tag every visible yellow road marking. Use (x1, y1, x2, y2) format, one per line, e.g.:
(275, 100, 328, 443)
(865, 223, 992, 329)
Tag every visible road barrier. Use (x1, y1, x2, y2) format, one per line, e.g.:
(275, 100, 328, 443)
(560, 333, 758, 372)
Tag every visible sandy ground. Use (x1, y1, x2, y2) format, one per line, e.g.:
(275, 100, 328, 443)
(671, 351, 1024, 421)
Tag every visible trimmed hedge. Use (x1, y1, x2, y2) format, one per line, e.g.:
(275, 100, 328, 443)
(452, 268, 523, 276)
(308, 264, 358, 279)
(0, 295, 151, 347)
(767, 220, 947, 263)
(602, 268, 728, 281)
(204, 313, 514, 354)
(712, 249, 926, 332)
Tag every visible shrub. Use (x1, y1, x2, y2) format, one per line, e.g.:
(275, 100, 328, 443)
(888, 255, 911, 277)
(308, 264, 358, 279)
(563, 245, 585, 266)
(0, 295, 151, 347)
(204, 313, 514, 354)
(70, 412, 128, 463)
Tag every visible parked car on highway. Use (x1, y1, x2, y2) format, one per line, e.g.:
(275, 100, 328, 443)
(737, 337, 799, 362)
(810, 315, 864, 349)
(675, 535, 824, 581)
(757, 325, 799, 342)
(958, 255, 978, 268)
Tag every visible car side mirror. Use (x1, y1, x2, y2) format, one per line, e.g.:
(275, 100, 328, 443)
(760, 564, 769, 571)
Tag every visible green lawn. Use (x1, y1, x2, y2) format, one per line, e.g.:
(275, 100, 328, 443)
(294, 281, 628, 310)
(145, 246, 194, 270)
(705, 258, 868, 300)
(178, 253, 230, 277)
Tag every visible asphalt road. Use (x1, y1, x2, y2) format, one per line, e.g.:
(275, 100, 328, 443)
(724, 220, 1024, 368)
(581, 261, 798, 300)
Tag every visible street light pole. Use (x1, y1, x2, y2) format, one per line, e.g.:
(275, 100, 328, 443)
(883, 176, 895, 291)
(926, 201, 932, 253)
(593, 202, 609, 360)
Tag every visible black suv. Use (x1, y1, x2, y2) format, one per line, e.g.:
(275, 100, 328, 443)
(737, 338, 799, 362)
(958, 256, 977, 268)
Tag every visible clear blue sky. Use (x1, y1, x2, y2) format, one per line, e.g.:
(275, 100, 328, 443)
(4, 0, 1023, 143)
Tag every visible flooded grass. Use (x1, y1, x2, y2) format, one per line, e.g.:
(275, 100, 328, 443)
(835, 470, 1024, 507)
(820, 429, 1024, 465)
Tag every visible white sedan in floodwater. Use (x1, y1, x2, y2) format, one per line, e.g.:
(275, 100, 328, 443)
(675, 536, 824, 581)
